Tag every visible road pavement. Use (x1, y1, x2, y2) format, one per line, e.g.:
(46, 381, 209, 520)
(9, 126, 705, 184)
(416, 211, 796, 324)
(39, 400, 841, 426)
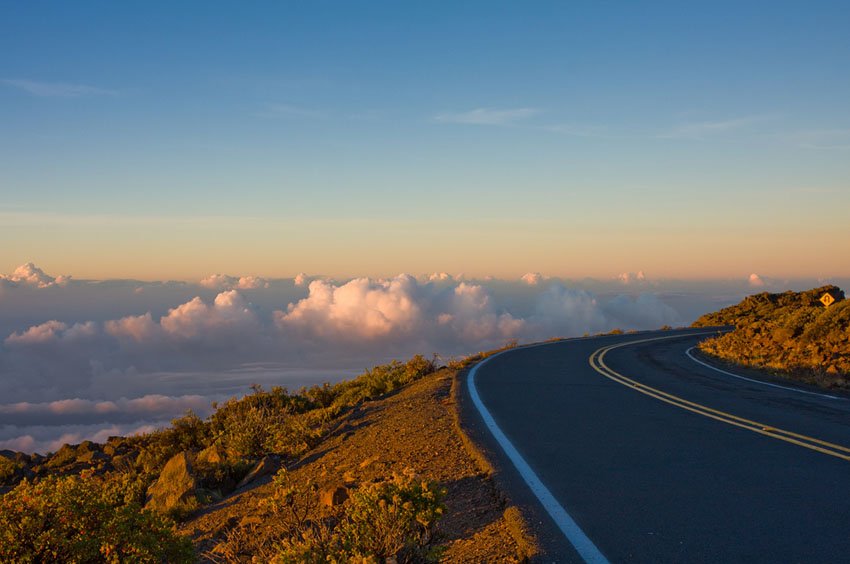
(462, 328, 850, 563)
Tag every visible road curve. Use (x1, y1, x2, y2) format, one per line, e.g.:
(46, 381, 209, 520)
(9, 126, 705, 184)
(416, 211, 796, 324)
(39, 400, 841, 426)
(461, 328, 850, 563)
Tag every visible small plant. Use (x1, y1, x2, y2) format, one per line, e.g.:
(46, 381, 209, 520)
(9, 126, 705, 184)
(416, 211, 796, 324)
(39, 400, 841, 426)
(0, 457, 21, 486)
(334, 469, 445, 561)
(273, 469, 445, 563)
(212, 468, 445, 563)
(0, 470, 194, 563)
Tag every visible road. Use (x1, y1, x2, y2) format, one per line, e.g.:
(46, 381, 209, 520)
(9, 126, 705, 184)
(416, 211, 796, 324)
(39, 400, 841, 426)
(462, 328, 850, 563)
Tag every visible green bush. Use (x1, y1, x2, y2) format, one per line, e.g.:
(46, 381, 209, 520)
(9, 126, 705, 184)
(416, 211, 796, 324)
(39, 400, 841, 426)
(271, 469, 445, 563)
(0, 470, 194, 563)
(333, 470, 445, 561)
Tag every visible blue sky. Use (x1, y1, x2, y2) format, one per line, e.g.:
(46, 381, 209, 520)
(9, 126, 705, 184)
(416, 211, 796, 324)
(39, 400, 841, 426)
(1, 1, 849, 279)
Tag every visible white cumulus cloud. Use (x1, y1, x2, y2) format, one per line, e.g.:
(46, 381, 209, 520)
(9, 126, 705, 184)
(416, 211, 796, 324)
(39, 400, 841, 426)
(276, 276, 422, 341)
(1, 262, 70, 288)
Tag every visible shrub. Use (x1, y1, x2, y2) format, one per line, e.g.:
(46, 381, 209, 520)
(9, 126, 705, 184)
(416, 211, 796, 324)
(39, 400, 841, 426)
(213, 468, 445, 563)
(273, 469, 446, 563)
(333, 470, 445, 561)
(0, 457, 21, 486)
(0, 470, 194, 563)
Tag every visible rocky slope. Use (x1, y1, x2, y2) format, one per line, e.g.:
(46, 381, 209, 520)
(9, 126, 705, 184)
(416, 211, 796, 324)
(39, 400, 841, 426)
(693, 285, 849, 388)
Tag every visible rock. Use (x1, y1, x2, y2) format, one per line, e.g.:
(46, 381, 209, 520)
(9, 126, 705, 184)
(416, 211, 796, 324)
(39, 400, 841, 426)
(77, 450, 109, 464)
(76, 440, 99, 455)
(145, 452, 198, 514)
(359, 455, 379, 469)
(197, 444, 226, 465)
(320, 485, 349, 507)
(236, 455, 279, 489)
(47, 444, 78, 468)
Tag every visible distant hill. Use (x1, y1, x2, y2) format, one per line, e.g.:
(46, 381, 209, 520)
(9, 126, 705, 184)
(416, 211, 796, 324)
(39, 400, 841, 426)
(693, 286, 849, 389)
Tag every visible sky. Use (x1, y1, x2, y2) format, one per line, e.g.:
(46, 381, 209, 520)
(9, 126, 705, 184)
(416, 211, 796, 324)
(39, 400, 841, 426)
(1, 1, 849, 280)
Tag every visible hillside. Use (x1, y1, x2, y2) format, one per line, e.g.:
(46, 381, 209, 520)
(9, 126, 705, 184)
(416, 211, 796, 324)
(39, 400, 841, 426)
(692, 285, 850, 388)
(0, 353, 535, 563)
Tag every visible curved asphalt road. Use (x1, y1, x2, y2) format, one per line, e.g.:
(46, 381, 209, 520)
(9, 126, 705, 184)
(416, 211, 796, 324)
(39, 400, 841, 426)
(462, 328, 850, 563)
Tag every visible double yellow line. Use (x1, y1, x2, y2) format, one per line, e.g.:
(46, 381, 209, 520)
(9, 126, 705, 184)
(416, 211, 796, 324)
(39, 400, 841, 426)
(589, 334, 850, 463)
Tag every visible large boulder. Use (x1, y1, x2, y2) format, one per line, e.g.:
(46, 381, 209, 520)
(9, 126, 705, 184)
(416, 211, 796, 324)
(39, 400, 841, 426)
(145, 452, 198, 514)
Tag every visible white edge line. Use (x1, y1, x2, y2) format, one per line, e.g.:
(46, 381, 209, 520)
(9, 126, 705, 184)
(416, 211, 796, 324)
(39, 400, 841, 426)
(467, 344, 610, 564)
(685, 347, 843, 401)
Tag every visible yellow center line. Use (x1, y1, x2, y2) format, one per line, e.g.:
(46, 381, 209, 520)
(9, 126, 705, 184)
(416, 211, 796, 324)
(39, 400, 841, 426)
(588, 334, 850, 463)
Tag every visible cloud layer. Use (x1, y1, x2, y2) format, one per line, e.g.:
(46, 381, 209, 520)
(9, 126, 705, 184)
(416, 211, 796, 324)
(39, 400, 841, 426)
(5, 262, 834, 452)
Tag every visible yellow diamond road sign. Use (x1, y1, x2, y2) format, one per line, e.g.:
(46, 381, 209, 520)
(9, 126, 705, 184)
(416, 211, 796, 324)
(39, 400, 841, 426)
(820, 293, 835, 308)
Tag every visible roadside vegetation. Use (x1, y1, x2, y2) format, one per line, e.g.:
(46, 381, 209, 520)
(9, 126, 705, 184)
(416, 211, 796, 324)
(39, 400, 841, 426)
(0, 353, 467, 562)
(693, 285, 849, 389)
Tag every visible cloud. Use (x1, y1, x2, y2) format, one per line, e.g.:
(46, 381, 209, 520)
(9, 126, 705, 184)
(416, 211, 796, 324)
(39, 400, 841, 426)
(98, 290, 262, 344)
(438, 283, 524, 342)
(601, 294, 679, 329)
(434, 107, 541, 126)
(104, 313, 159, 343)
(0, 270, 702, 452)
(0, 422, 161, 455)
(6, 320, 97, 346)
(618, 271, 647, 285)
(531, 285, 607, 335)
(0, 394, 210, 418)
(294, 273, 309, 286)
(0, 262, 70, 288)
(521, 272, 545, 286)
(659, 115, 770, 140)
(2, 79, 116, 97)
(276, 276, 422, 341)
(160, 291, 259, 340)
(748, 273, 766, 287)
(200, 274, 269, 290)
(425, 272, 455, 283)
